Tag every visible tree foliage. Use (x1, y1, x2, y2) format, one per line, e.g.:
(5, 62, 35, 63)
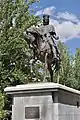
(0, 0, 40, 86)
(73, 48, 80, 90)
(57, 42, 72, 86)
(0, 0, 40, 119)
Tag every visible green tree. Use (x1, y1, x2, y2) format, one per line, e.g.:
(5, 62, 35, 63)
(0, 0, 40, 119)
(0, 92, 6, 119)
(0, 0, 40, 86)
(73, 48, 80, 90)
(54, 41, 72, 86)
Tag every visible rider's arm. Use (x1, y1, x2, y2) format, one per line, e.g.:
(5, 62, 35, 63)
(50, 26, 59, 40)
(50, 31, 59, 40)
(49, 25, 56, 36)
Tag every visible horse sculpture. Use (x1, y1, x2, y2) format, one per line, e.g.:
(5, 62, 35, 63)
(24, 26, 61, 82)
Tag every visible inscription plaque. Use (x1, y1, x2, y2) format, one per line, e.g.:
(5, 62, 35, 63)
(25, 106, 40, 119)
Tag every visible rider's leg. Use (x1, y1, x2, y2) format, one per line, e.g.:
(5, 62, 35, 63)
(49, 40, 58, 59)
(52, 46, 58, 59)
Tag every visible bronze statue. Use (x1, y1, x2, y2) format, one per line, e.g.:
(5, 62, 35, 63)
(24, 15, 61, 82)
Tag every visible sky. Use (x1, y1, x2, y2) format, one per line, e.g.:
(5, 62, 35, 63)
(31, 0, 80, 54)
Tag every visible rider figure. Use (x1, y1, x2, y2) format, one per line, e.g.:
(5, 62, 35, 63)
(39, 14, 60, 61)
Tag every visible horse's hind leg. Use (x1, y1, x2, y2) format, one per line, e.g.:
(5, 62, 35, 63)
(47, 63, 53, 82)
(43, 53, 48, 82)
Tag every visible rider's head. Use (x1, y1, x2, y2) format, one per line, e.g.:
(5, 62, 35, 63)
(43, 14, 49, 25)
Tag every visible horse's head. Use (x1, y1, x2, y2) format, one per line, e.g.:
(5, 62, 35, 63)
(24, 27, 36, 45)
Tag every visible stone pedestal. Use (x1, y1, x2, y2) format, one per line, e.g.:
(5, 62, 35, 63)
(4, 83, 80, 120)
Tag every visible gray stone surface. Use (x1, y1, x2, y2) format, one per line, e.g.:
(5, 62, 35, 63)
(58, 103, 80, 120)
(4, 83, 80, 120)
(4, 82, 80, 95)
(12, 92, 53, 120)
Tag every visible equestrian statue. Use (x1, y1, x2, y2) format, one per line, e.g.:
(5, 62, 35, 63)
(24, 15, 61, 82)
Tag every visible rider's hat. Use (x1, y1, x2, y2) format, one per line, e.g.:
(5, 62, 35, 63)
(43, 14, 49, 19)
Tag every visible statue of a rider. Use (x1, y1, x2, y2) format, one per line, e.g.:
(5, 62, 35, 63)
(38, 14, 60, 61)
(24, 14, 61, 81)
